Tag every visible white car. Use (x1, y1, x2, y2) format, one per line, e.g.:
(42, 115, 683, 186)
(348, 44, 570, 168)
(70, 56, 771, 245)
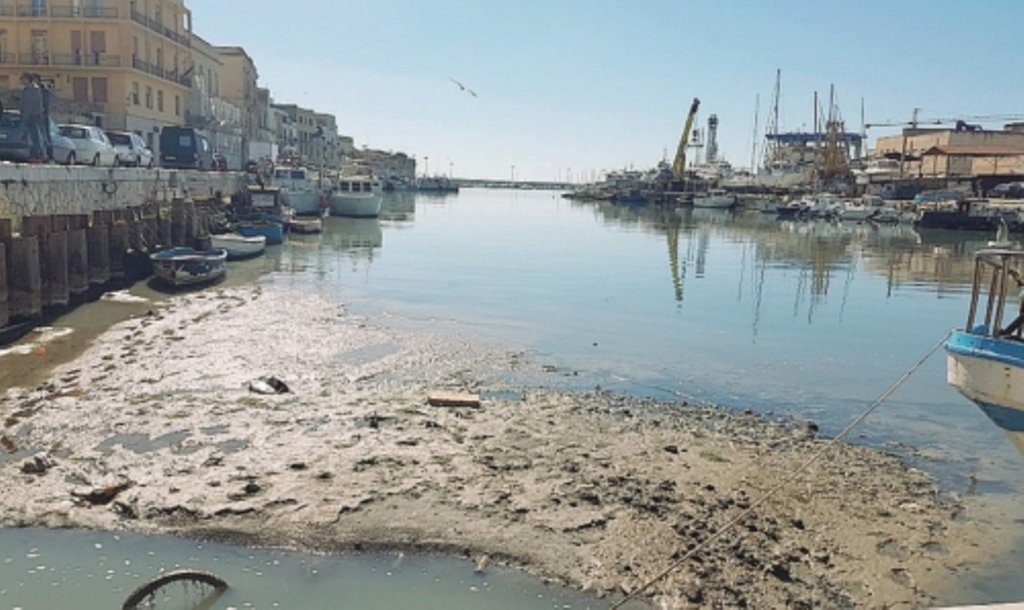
(58, 124, 119, 167)
(105, 130, 154, 168)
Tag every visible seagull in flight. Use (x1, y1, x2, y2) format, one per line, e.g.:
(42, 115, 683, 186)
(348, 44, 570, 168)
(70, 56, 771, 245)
(449, 77, 478, 98)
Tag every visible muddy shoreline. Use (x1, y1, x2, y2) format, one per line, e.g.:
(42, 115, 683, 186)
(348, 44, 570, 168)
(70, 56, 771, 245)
(0, 285, 1014, 608)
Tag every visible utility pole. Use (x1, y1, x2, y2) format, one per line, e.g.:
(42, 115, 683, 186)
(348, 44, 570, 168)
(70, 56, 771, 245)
(511, 164, 515, 183)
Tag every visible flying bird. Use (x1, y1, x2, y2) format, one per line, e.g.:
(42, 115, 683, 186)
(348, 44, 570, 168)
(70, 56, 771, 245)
(449, 77, 478, 98)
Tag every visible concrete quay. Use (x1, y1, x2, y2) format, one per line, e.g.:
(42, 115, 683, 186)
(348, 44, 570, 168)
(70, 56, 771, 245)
(0, 163, 247, 342)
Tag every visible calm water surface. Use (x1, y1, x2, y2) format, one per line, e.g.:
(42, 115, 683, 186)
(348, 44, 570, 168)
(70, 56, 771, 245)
(4, 187, 1024, 606)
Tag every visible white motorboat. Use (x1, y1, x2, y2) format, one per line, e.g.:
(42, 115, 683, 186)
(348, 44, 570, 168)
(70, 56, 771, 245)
(330, 176, 383, 218)
(210, 233, 267, 259)
(273, 166, 323, 216)
(840, 195, 901, 223)
(692, 189, 735, 209)
(946, 246, 1024, 455)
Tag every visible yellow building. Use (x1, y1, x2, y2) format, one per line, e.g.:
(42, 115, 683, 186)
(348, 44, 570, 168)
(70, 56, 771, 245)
(875, 127, 1024, 179)
(0, 0, 193, 151)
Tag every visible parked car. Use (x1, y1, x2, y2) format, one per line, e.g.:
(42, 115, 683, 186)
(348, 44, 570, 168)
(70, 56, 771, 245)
(59, 124, 119, 166)
(159, 126, 214, 170)
(0, 111, 76, 165)
(105, 130, 154, 168)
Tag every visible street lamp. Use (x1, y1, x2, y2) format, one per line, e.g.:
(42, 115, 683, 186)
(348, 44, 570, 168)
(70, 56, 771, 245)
(424, 156, 429, 177)
(511, 164, 515, 183)
(449, 161, 453, 179)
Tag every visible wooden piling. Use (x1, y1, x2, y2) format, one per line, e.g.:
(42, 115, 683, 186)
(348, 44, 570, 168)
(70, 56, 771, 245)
(171, 198, 186, 246)
(0, 242, 8, 328)
(109, 220, 129, 282)
(67, 219, 89, 297)
(45, 229, 69, 307)
(87, 221, 111, 286)
(9, 236, 41, 319)
(157, 203, 172, 248)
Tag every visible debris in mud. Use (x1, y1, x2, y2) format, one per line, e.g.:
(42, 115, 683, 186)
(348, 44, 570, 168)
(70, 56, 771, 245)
(72, 481, 131, 506)
(249, 376, 290, 395)
(20, 452, 55, 475)
(427, 391, 481, 408)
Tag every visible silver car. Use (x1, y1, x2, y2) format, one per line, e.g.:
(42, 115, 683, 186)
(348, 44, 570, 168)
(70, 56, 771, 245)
(105, 130, 154, 168)
(59, 124, 119, 167)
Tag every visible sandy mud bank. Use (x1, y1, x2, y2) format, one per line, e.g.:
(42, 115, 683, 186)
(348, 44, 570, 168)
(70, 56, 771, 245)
(0, 285, 1008, 608)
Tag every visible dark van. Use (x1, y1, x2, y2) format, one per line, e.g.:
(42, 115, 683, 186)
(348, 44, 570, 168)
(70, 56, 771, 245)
(159, 126, 214, 169)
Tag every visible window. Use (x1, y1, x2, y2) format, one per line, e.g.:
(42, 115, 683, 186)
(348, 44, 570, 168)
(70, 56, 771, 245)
(145, 85, 152, 109)
(30, 0, 46, 17)
(89, 30, 105, 54)
(156, 48, 162, 70)
(30, 30, 48, 64)
(91, 77, 107, 103)
(71, 77, 88, 103)
(157, 90, 163, 112)
(0, 30, 7, 63)
(131, 82, 139, 105)
(174, 94, 179, 116)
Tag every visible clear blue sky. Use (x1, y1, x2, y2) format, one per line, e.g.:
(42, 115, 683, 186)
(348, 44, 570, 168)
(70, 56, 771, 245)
(191, 0, 1024, 181)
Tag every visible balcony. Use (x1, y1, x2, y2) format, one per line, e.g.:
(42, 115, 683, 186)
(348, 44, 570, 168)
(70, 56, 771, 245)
(11, 52, 122, 67)
(50, 5, 120, 18)
(132, 56, 191, 88)
(130, 10, 190, 48)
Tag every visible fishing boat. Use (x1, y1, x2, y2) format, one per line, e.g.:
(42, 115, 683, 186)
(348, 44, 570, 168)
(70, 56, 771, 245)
(237, 219, 284, 245)
(272, 166, 323, 216)
(692, 189, 735, 209)
(210, 232, 267, 259)
(945, 245, 1024, 454)
(330, 176, 383, 218)
(288, 217, 322, 234)
(150, 247, 227, 287)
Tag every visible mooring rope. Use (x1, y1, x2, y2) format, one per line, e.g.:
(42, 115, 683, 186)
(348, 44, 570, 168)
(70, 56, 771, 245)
(610, 330, 952, 609)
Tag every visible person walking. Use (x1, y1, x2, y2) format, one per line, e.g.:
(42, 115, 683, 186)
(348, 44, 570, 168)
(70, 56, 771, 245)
(18, 73, 44, 161)
(36, 75, 52, 161)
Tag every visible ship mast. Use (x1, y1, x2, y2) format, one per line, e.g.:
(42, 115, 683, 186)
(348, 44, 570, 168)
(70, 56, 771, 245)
(763, 69, 781, 167)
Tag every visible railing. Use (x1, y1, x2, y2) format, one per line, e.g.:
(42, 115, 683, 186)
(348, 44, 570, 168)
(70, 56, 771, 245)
(51, 53, 121, 67)
(49, 5, 120, 18)
(131, 56, 191, 87)
(0, 5, 13, 16)
(130, 10, 190, 47)
(0, 54, 15, 64)
(16, 5, 49, 17)
(16, 52, 50, 65)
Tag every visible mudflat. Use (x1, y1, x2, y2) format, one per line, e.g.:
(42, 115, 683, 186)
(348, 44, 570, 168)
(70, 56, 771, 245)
(0, 286, 1010, 608)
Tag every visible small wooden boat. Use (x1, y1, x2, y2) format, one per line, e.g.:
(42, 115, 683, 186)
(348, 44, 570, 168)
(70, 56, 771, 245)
(237, 219, 284, 245)
(210, 232, 267, 259)
(288, 217, 322, 234)
(150, 247, 227, 287)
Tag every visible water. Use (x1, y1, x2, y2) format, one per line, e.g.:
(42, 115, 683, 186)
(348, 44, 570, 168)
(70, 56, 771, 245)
(4, 187, 1024, 605)
(0, 528, 630, 609)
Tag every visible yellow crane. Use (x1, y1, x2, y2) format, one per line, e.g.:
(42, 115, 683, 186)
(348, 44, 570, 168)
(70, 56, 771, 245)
(672, 98, 701, 181)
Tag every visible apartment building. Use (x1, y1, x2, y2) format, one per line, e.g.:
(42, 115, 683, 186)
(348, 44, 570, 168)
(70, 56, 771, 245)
(0, 0, 194, 153)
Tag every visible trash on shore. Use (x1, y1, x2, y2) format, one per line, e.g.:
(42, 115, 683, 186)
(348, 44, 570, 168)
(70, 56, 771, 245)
(249, 376, 290, 395)
(427, 391, 481, 407)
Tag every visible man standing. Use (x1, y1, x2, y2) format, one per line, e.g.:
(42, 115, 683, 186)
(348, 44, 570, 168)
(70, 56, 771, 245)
(36, 75, 52, 161)
(18, 73, 43, 161)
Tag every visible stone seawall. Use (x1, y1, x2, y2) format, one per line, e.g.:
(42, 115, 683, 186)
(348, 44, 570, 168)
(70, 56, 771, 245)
(0, 164, 244, 227)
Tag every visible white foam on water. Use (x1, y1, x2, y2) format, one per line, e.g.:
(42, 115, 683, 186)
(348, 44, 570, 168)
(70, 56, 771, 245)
(100, 291, 149, 304)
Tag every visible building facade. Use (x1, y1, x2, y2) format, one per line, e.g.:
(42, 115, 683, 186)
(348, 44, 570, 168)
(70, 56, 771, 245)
(875, 126, 1024, 178)
(0, 0, 195, 154)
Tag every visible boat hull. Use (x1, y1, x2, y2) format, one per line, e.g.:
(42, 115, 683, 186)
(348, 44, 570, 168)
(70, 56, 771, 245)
(150, 247, 227, 287)
(946, 330, 1024, 453)
(692, 195, 735, 209)
(329, 193, 383, 218)
(237, 221, 284, 245)
(287, 190, 323, 216)
(288, 218, 322, 234)
(210, 233, 266, 260)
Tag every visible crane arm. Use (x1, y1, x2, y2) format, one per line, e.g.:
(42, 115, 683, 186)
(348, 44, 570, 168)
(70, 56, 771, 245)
(673, 98, 701, 181)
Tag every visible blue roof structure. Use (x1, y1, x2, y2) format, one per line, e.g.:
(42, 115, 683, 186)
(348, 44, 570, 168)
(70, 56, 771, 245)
(766, 132, 863, 144)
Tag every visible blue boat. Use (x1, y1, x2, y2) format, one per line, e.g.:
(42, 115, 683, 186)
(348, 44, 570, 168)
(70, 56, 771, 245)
(237, 219, 284, 245)
(150, 247, 228, 288)
(945, 246, 1024, 454)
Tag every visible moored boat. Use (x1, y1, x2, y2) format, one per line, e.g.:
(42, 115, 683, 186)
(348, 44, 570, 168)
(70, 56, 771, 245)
(210, 233, 267, 260)
(946, 246, 1024, 454)
(237, 220, 284, 245)
(272, 166, 322, 216)
(288, 217, 322, 234)
(692, 189, 735, 209)
(150, 247, 227, 287)
(330, 176, 383, 218)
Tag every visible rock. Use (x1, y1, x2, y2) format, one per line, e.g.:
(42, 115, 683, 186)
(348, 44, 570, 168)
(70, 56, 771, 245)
(249, 376, 290, 395)
(72, 482, 131, 506)
(21, 452, 55, 475)
(663, 444, 681, 454)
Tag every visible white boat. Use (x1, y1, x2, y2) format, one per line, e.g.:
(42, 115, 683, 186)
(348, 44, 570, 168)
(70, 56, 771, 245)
(692, 190, 735, 209)
(210, 233, 267, 259)
(150, 247, 228, 287)
(840, 195, 901, 223)
(273, 166, 323, 216)
(330, 176, 383, 218)
(946, 246, 1024, 454)
(288, 217, 322, 234)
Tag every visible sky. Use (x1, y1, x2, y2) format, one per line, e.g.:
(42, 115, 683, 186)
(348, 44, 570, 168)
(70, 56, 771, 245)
(190, 0, 1024, 182)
